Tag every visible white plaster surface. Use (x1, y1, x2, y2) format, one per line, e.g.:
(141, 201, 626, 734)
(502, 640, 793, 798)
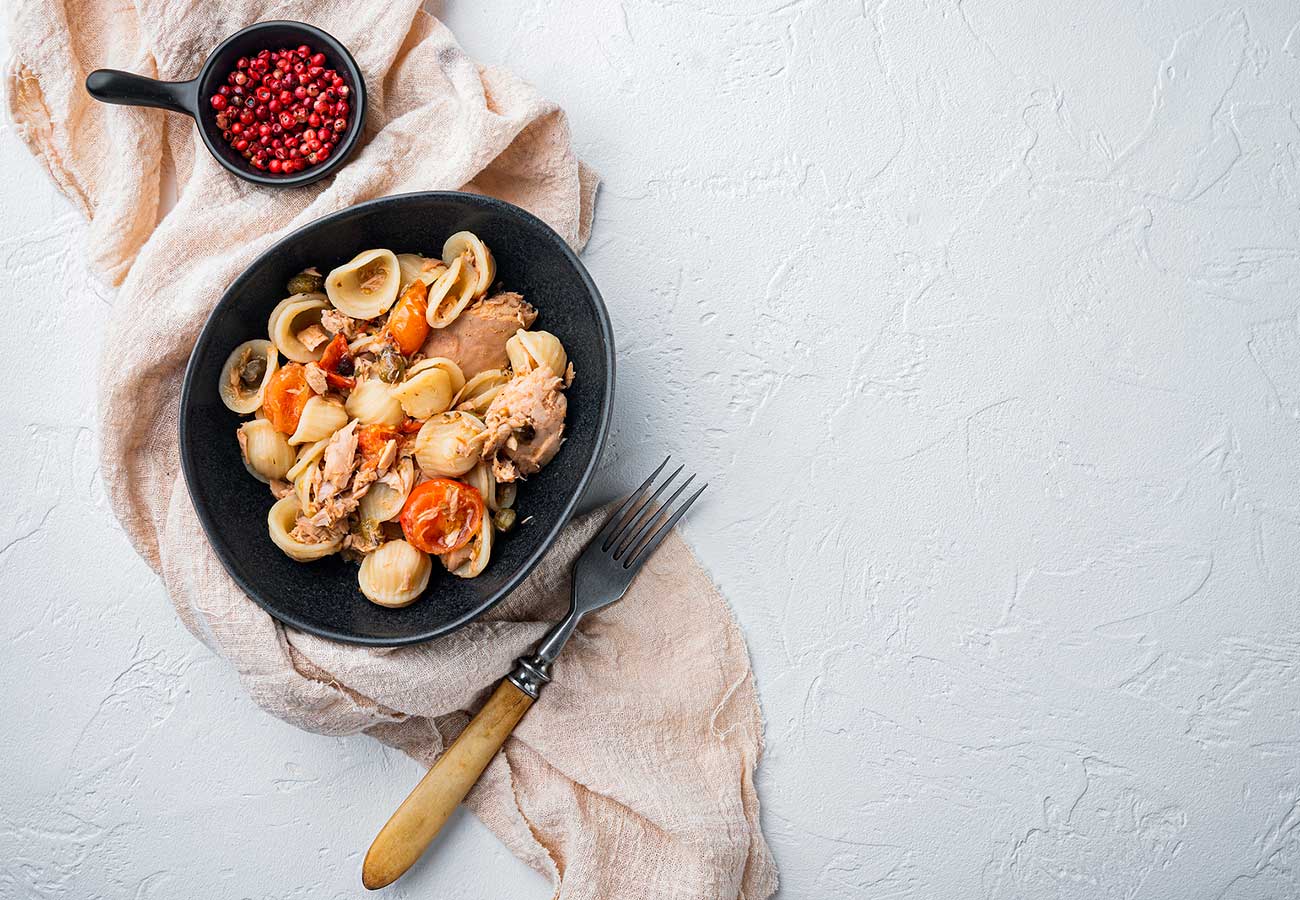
(5, 1, 1300, 897)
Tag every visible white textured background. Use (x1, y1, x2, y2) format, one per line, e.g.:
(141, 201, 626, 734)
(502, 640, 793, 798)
(5, 1, 1300, 897)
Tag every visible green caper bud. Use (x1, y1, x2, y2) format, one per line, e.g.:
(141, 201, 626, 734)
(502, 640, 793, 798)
(377, 349, 407, 384)
(238, 354, 266, 386)
(492, 508, 517, 533)
(286, 271, 325, 295)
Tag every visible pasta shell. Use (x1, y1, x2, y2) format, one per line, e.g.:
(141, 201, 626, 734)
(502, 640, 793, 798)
(285, 437, 329, 483)
(326, 249, 401, 319)
(445, 511, 492, 578)
(391, 358, 465, 420)
(358, 458, 415, 523)
(268, 495, 343, 562)
(424, 255, 477, 329)
(288, 396, 348, 445)
(414, 411, 487, 477)
(270, 295, 330, 363)
(453, 368, 510, 415)
(464, 462, 516, 512)
(238, 419, 295, 483)
(505, 329, 567, 378)
(267, 292, 326, 341)
(344, 379, 406, 426)
(358, 540, 432, 607)
(219, 339, 279, 414)
(441, 231, 495, 297)
(396, 253, 448, 291)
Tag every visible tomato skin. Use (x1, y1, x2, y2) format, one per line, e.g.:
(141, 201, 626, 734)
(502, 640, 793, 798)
(319, 332, 351, 374)
(357, 424, 401, 463)
(386, 280, 430, 355)
(263, 363, 311, 434)
(399, 479, 484, 555)
(325, 371, 356, 391)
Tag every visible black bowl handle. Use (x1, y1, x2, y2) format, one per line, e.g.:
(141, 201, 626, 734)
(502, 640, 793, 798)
(85, 69, 199, 116)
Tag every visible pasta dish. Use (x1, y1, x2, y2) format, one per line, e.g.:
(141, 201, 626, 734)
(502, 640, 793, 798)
(218, 232, 573, 607)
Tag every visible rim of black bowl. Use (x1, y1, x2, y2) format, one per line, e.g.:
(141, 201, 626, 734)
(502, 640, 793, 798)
(196, 20, 367, 188)
(178, 191, 615, 645)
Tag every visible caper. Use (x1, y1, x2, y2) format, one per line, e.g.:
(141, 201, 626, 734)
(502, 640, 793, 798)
(492, 508, 517, 533)
(354, 517, 382, 545)
(239, 354, 266, 386)
(377, 349, 406, 384)
(286, 271, 324, 295)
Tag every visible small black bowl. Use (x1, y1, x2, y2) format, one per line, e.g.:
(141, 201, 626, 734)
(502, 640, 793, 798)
(85, 21, 365, 188)
(179, 192, 615, 645)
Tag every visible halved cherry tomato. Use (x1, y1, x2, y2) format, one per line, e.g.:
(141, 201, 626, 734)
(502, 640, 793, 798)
(262, 363, 311, 434)
(318, 332, 351, 373)
(325, 371, 356, 391)
(399, 478, 484, 555)
(357, 423, 401, 463)
(317, 332, 357, 390)
(386, 280, 430, 356)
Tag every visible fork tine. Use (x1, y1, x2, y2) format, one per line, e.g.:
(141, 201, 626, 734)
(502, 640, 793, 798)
(614, 473, 694, 560)
(624, 482, 707, 570)
(603, 462, 681, 553)
(611, 465, 685, 558)
(595, 457, 670, 551)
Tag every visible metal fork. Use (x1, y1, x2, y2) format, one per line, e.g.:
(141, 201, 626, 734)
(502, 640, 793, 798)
(362, 460, 705, 890)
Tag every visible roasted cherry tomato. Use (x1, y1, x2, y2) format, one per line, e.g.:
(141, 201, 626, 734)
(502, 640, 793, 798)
(386, 279, 430, 356)
(317, 332, 356, 390)
(324, 371, 356, 391)
(357, 423, 401, 463)
(318, 332, 352, 373)
(399, 478, 485, 555)
(262, 363, 311, 434)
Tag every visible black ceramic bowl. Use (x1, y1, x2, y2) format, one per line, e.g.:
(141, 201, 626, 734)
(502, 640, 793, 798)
(180, 192, 614, 645)
(85, 21, 365, 188)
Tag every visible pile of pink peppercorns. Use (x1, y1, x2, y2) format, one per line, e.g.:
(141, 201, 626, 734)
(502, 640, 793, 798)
(209, 44, 351, 175)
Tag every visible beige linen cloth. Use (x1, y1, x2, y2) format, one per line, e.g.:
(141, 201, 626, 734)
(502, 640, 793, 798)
(6, 2, 777, 897)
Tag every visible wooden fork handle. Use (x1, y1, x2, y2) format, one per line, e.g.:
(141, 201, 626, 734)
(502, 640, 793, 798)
(362, 679, 535, 889)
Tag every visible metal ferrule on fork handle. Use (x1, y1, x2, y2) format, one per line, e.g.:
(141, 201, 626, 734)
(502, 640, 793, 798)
(507, 654, 553, 699)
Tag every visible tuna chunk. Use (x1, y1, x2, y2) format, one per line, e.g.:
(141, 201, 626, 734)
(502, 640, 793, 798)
(317, 420, 358, 501)
(480, 368, 567, 482)
(420, 292, 537, 378)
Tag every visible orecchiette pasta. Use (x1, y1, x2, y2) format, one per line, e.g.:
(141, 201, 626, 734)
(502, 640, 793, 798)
(442, 231, 495, 298)
(505, 329, 568, 378)
(285, 437, 329, 483)
(268, 495, 343, 561)
(344, 379, 405, 426)
(270, 295, 331, 363)
(357, 458, 415, 523)
(391, 357, 465, 419)
(453, 368, 510, 415)
(465, 462, 517, 513)
(326, 249, 401, 318)
(224, 233, 574, 607)
(396, 252, 448, 290)
(424, 255, 478, 329)
(444, 512, 492, 578)
(267, 292, 326, 343)
(238, 419, 295, 483)
(219, 339, 279, 413)
(414, 411, 487, 477)
(358, 540, 431, 607)
(288, 396, 348, 444)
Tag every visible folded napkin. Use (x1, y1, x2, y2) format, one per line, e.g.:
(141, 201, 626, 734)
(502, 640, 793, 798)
(6, 1, 777, 897)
